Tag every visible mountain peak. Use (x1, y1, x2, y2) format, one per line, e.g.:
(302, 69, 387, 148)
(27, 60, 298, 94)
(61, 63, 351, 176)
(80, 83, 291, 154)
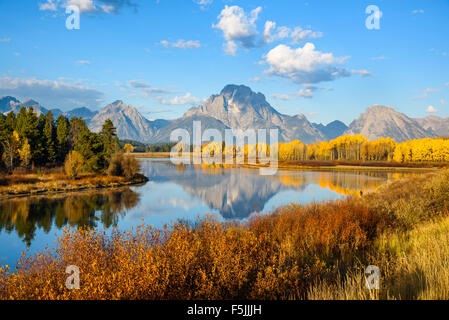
(23, 98, 41, 107)
(110, 100, 125, 107)
(345, 105, 434, 142)
(366, 105, 396, 113)
(220, 84, 252, 95)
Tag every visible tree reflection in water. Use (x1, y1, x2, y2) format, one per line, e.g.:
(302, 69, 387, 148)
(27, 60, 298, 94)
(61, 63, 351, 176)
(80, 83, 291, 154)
(0, 188, 140, 246)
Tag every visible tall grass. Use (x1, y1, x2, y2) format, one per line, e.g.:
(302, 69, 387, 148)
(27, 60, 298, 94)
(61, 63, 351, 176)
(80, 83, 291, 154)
(0, 170, 448, 300)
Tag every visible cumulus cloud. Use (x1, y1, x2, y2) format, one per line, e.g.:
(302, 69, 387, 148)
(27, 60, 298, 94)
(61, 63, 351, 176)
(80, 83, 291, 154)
(426, 105, 438, 113)
(213, 5, 262, 55)
(263, 22, 322, 44)
(295, 84, 319, 98)
(213, 5, 323, 55)
(160, 39, 201, 49)
(160, 93, 204, 105)
(39, 0, 137, 14)
(0, 77, 104, 108)
(264, 43, 351, 84)
(412, 9, 424, 14)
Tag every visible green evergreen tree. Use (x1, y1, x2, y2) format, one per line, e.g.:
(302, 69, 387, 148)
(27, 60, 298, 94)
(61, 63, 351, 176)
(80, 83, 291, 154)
(74, 125, 104, 172)
(56, 115, 70, 163)
(5, 111, 16, 132)
(100, 119, 119, 165)
(43, 111, 56, 164)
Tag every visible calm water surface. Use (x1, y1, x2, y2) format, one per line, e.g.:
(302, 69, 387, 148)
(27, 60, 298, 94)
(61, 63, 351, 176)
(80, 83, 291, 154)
(0, 158, 423, 266)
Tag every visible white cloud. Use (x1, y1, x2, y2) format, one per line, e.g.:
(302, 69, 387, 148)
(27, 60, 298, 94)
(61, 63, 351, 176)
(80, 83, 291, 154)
(290, 27, 323, 44)
(262, 21, 290, 43)
(213, 6, 323, 55)
(295, 84, 319, 98)
(0, 38, 11, 43)
(126, 80, 169, 98)
(412, 9, 424, 14)
(0, 77, 104, 108)
(412, 87, 441, 100)
(264, 43, 351, 84)
(371, 56, 386, 60)
(39, 0, 58, 11)
(76, 60, 90, 65)
(100, 4, 115, 13)
(248, 76, 261, 82)
(224, 41, 238, 56)
(160, 39, 201, 49)
(160, 93, 204, 105)
(263, 23, 322, 45)
(194, 0, 213, 7)
(426, 105, 438, 113)
(352, 69, 373, 77)
(63, 0, 96, 12)
(441, 99, 446, 105)
(213, 5, 262, 55)
(39, 0, 136, 14)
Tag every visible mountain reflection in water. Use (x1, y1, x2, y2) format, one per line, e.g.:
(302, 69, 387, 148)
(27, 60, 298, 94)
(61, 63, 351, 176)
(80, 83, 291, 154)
(0, 159, 420, 264)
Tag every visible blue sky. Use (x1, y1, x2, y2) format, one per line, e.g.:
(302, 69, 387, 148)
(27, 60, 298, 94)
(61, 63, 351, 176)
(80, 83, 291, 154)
(0, 0, 448, 124)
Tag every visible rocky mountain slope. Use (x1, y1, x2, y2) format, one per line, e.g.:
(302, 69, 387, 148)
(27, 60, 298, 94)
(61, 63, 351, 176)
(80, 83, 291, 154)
(1, 89, 442, 144)
(344, 105, 435, 142)
(87, 100, 166, 142)
(184, 85, 325, 143)
(415, 115, 449, 137)
(313, 120, 348, 141)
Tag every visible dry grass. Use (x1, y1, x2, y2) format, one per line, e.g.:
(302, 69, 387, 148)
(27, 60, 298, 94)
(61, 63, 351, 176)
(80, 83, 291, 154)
(308, 216, 449, 300)
(0, 169, 448, 300)
(0, 172, 148, 199)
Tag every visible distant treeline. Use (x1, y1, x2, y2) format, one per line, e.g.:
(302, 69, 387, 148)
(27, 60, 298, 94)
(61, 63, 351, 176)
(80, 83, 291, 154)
(120, 140, 180, 153)
(0, 107, 138, 178)
(194, 134, 449, 163)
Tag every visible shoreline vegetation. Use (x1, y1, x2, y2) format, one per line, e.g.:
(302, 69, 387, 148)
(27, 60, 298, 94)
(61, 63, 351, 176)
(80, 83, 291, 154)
(0, 171, 148, 200)
(1, 107, 148, 200)
(131, 152, 443, 171)
(0, 169, 448, 300)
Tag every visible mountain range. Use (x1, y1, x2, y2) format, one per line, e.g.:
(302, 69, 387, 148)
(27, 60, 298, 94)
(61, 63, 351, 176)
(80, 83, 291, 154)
(1, 84, 446, 143)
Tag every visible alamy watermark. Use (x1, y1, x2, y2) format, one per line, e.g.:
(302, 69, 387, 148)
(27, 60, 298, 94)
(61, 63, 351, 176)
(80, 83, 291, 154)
(365, 265, 380, 290)
(169, 121, 279, 176)
(66, 5, 80, 30)
(66, 265, 80, 290)
(365, 5, 382, 30)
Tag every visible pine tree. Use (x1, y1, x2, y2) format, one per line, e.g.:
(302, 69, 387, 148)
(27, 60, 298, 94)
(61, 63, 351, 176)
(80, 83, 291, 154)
(43, 111, 56, 164)
(100, 119, 119, 164)
(56, 115, 70, 163)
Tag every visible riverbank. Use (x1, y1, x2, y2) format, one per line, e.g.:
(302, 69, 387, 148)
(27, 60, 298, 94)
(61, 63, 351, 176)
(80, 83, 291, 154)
(0, 172, 148, 200)
(131, 152, 444, 171)
(0, 169, 448, 300)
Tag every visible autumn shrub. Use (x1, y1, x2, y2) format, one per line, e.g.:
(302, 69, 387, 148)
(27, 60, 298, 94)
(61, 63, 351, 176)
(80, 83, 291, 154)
(64, 151, 85, 179)
(106, 153, 124, 177)
(107, 153, 141, 179)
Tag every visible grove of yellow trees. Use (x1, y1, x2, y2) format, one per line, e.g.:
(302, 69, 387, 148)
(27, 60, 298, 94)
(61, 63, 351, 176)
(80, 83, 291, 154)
(223, 135, 449, 163)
